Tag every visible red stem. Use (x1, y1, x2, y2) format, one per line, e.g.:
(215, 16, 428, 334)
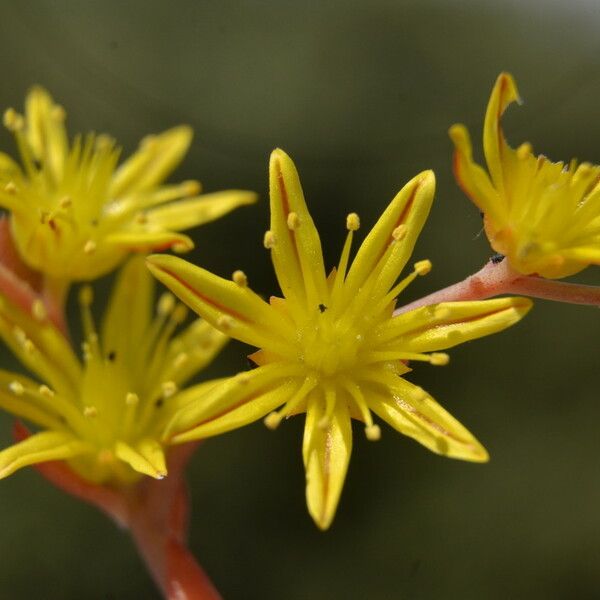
(396, 258, 600, 314)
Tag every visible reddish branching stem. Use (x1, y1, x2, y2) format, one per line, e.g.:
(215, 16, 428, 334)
(396, 258, 600, 314)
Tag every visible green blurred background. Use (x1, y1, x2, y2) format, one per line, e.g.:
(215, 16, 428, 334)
(0, 1, 599, 598)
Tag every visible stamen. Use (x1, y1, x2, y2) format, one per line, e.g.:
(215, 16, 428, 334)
(158, 293, 175, 316)
(161, 381, 177, 398)
(173, 352, 188, 369)
(346, 212, 360, 231)
(31, 299, 47, 321)
(51, 105, 66, 121)
(392, 224, 407, 241)
(232, 270, 248, 287)
(125, 392, 139, 407)
(4, 182, 17, 194)
(365, 424, 381, 441)
(263, 377, 317, 430)
(8, 381, 24, 396)
(182, 180, 201, 195)
(516, 142, 532, 160)
(430, 352, 450, 366)
(39, 385, 55, 397)
(3, 108, 24, 131)
(414, 259, 432, 275)
(263, 230, 276, 249)
(59, 196, 72, 209)
(287, 211, 300, 230)
(83, 240, 97, 254)
(84, 406, 98, 418)
(172, 240, 193, 253)
(171, 304, 188, 324)
(217, 315, 235, 331)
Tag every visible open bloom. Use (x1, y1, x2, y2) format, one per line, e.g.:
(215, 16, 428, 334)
(148, 149, 531, 529)
(0, 86, 255, 282)
(450, 72, 600, 279)
(0, 256, 227, 484)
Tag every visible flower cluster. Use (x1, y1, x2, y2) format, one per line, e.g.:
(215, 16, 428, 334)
(0, 74, 596, 596)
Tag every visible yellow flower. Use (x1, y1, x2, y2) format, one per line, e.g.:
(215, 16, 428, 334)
(450, 72, 600, 279)
(0, 87, 255, 282)
(0, 256, 227, 485)
(147, 149, 531, 529)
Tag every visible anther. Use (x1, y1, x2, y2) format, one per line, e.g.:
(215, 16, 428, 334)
(392, 224, 407, 241)
(39, 385, 55, 397)
(263, 230, 276, 249)
(430, 352, 450, 366)
(158, 293, 175, 315)
(59, 196, 72, 209)
(264, 411, 282, 430)
(8, 381, 24, 396)
(125, 392, 139, 407)
(171, 304, 188, 324)
(414, 259, 432, 276)
(173, 352, 188, 369)
(3, 108, 24, 131)
(346, 213, 360, 231)
(83, 240, 97, 255)
(51, 105, 66, 121)
(516, 142, 532, 160)
(79, 285, 94, 306)
(23, 339, 35, 353)
(232, 270, 248, 287)
(217, 315, 235, 331)
(84, 406, 98, 418)
(4, 182, 16, 194)
(365, 424, 381, 441)
(183, 180, 201, 195)
(31, 299, 47, 321)
(161, 381, 177, 398)
(287, 211, 300, 230)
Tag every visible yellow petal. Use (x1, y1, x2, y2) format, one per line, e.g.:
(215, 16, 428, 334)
(269, 149, 327, 307)
(24, 86, 68, 182)
(369, 378, 488, 462)
(106, 230, 194, 253)
(147, 190, 257, 231)
(110, 126, 193, 197)
(166, 364, 302, 442)
(114, 439, 167, 479)
(448, 124, 506, 224)
(147, 254, 294, 352)
(0, 430, 89, 479)
(101, 256, 153, 361)
(483, 72, 521, 194)
(302, 393, 352, 530)
(344, 171, 435, 299)
(382, 297, 532, 351)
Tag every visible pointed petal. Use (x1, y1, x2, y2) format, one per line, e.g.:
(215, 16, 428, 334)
(368, 377, 488, 462)
(381, 297, 532, 351)
(302, 394, 352, 530)
(449, 124, 506, 224)
(110, 126, 193, 197)
(147, 190, 257, 231)
(269, 149, 327, 306)
(105, 230, 194, 253)
(114, 440, 167, 479)
(24, 86, 68, 181)
(101, 256, 153, 360)
(146, 254, 293, 352)
(345, 171, 435, 298)
(166, 365, 302, 442)
(483, 72, 521, 194)
(0, 430, 89, 479)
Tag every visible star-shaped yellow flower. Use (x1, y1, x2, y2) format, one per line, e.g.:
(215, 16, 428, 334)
(0, 86, 255, 282)
(0, 256, 227, 485)
(148, 149, 531, 529)
(450, 72, 600, 279)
